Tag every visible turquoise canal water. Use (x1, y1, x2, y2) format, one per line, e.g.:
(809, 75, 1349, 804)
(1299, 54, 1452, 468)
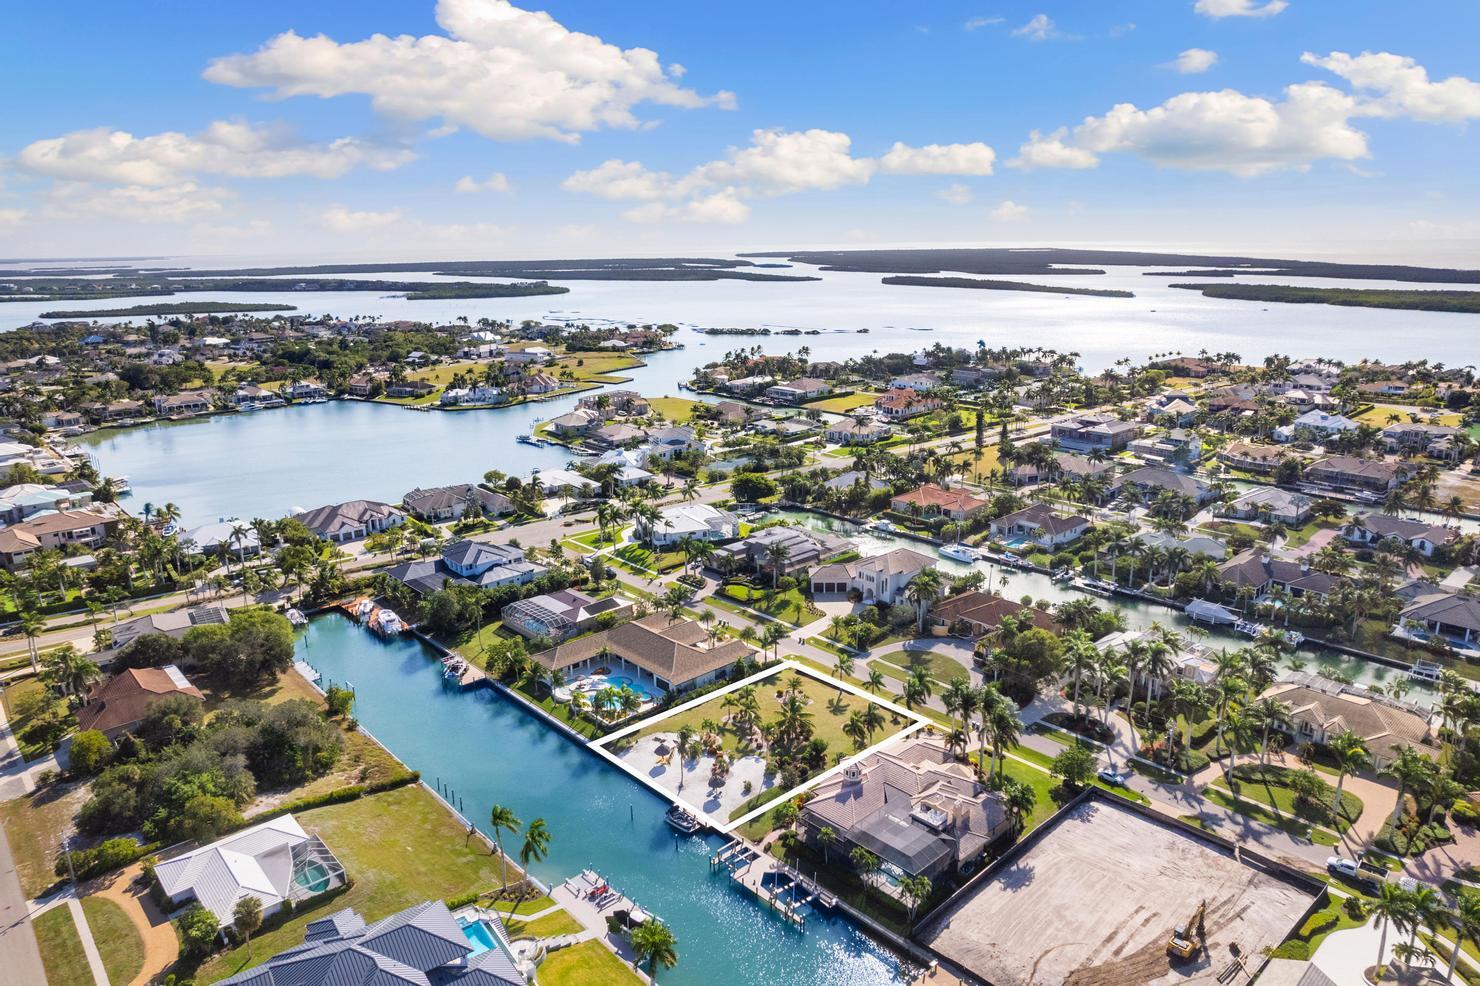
(295, 615, 904, 986)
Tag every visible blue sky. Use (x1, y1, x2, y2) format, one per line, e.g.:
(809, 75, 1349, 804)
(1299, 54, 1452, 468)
(3, 0, 1478, 262)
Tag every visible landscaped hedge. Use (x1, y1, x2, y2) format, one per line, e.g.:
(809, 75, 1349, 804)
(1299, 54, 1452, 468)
(55, 837, 160, 881)
(252, 771, 421, 823)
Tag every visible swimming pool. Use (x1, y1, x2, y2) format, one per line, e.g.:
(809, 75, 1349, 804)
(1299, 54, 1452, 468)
(554, 672, 660, 708)
(458, 917, 498, 956)
(292, 862, 332, 894)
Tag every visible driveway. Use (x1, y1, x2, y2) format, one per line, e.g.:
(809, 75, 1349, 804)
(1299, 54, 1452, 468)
(91, 864, 180, 986)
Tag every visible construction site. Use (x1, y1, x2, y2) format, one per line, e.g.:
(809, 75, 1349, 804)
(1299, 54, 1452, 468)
(918, 795, 1323, 986)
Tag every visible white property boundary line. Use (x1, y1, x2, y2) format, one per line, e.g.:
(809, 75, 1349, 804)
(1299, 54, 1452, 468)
(588, 659, 933, 835)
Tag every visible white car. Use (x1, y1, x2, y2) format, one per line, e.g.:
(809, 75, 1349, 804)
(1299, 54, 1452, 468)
(1326, 856, 1359, 878)
(1097, 767, 1130, 787)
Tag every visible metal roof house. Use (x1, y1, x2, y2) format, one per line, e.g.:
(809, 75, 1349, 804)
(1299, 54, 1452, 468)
(217, 899, 525, 986)
(154, 815, 345, 927)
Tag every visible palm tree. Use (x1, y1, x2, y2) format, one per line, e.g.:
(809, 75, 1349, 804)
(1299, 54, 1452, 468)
(831, 654, 854, 696)
(1445, 890, 1480, 982)
(488, 805, 521, 889)
(904, 568, 945, 634)
(865, 668, 886, 695)
(17, 608, 43, 674)
(1002, 778, 1037, 831)
(1062, 630, 1097, 723)
(519, 818, 551, 871)
(903, 666, 933, 712)
(631, 920, 679, 984)
(1244, 697, 1291, 768)
(40, 646, 101, 700)
(676, 725, 697, 792)
(1369, 882, 1413, 982)
(982, 686, 1020, 780)
(1328, 730, 1371, 821)
(1384, 746, 1436, 829)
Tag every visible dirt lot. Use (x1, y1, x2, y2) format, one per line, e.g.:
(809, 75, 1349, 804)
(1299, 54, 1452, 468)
(920, 799, 1318, 986)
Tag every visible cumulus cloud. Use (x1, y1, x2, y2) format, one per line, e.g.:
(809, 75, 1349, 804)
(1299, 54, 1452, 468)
(1009, 129, 1099, 170)
(454, 172, 511, 193)
(1303, 50, 1480, 123)
(1167, 48, 1219, 75)
(15, 120, 413, 186)
(1012, 14, 1059, 40)
(1194, 0, 1287, 18)
(203, 0, 734, 143)
(991, 199, 1029, 221)
(42, 182, 232, 222)
(938, 184, 974, 206)
(320, 205, 403, 232)
(563, 129, 998, 223)
(879, 141, 995, 176)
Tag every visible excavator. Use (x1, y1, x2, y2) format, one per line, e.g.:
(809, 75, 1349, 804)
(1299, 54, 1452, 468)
(1167, 900, 1207, 960)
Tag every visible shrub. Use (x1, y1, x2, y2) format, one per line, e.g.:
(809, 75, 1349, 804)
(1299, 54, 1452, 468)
(1344, 896, 1368, 920)
(177, 905, 221, 960)
(68, 730, 113, 777)
(1268, 940, 1311, 961)
(1452, 800, 1480, 826)
(56, 837, 150, 881)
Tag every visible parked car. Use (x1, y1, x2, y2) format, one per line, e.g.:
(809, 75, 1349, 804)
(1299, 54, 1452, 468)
(1098, 767, 1131, 787)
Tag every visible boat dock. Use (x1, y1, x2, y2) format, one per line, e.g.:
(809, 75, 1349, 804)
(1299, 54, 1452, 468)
(709, 839, 835, 930)
(440, 654, 488, 689)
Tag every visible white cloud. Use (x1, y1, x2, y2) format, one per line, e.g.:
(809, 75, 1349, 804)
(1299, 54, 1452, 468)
(991, 199, 1029, 221)
(938, 184, 974, 206)
(878, 141, 995, 176)
(1167, 48, 1219, 75)
(0, 208, 26, 228)
(963, 16, 1004, 31)
(1009, 128, 1099, 170)
(454, 172, 511, 193)
(564, 129, 998, 223)
(15, 120, 413, 186)
(319, 205, 403, 232)
(1303, 50, 1480, 123)
(1012, 14, 1059, 41)
(43, 182, 232, 222)
(203, 0, 734, 143)
(1194, 0, 1287, 18)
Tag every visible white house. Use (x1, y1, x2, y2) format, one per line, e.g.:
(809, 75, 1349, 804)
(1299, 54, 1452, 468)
(648, 503, 739, 546)
(988, 503, 1090, 548)
(810, 547, 934, 604)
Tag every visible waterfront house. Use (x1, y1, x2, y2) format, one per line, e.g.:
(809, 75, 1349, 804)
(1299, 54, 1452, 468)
(294, 500, 405, 543)
(929, 591, 1057, 638)
(891, 483, 991, 522)
(1127, 428, 1202, 469)
(765, 377, 831, 403)
(801, 737, 1011, 882)
(713, 525, 847, 576)
(950, 365, 1003, 388)
(504, 346, 552, 365)
(1050, 413, 1142, 452)
(1216, 551, 1337, 601)
(548, 408, 600, 437)
(724, 374, 774, 394)
(648, 503, 739, 546)
(1097, 628, 1218, 697)
(94, 604, 229, 666)
(1357, 379, 1410, 397)
(578, 390, 649, 416)
(646, 425, 704, 459)
(346, 372, 382, 397)
(1145, 395, 1199, 426)
(184, 520, 261, 558)
(41, 410, 85, 430)
(403, 484, 513, 522)
(1222, 487, 1314, 525)
(1258, 674, 1435, 769)
(874, 388, 941, 420)
(153, 390, 214, 416)
(1342, 512, 1458, 557)
(440, 384, 503, 406)
(1305, 455, 1416, 494)
(810, 547, 934, 604)
(521, 372, 560, 394)
(826, 418, 893, 445)
(0, 483, 89, 524)
(0, 507, 118, 570)
(283, 379, 329, 400)
(384, 380, 436, 399)
(233, 384, 275, 406)
(530, 612, 755, 694)
(1399, 591, 1480, 647)
(156, 814, 346, 932)
(1152, 356, 1219, 378)
(536, 469, 601, 497)
(1134, 530, 1228, 560)
(1217, 441, 1295, 475)
(588, 422, 649, 449)
(76, 665, 204, 739)
(988, 503, 1090, 548)
(1117, 465, 1215, 505)
(502, 588, 637, 642)
(822, 470, 890, 493)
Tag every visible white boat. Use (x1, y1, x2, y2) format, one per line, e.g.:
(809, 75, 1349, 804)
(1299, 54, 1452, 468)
(285, 608, 308, 627)
(939, 543, 977, 563)
(370, 609, 403, 635)
(1076, 577, 1117, 597)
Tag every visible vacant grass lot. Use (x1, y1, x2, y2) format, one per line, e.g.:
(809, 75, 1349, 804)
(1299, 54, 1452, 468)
(874, 649, 970, 687)
(1214, 763, 1362, 830)
(810, 392, 878, 414)
(538, 939, 643, 986)
(645, 396, 703, 422)
(1353, 403, 1462, 428)
(0, 782, 90, 896)
(34, 906, 92, 986)
(196, 785, 505, 983)
(613, 543, 686, 573)
(714, 583, 821, 625)
(2, 676, 72, 761)
(82, 895, 146, 986)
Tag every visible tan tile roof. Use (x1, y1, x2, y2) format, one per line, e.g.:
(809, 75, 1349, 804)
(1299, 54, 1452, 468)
(76, 667, 203, 734)
(531, 613, 754, 686)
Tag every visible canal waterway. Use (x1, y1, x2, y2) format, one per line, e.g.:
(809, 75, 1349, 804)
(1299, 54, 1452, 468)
(296, 614, 905, 986)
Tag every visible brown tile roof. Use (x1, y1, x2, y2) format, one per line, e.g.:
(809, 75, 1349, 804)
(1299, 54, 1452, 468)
(892, 483, 990, 514)
(76, 666, 203, 734)
(933, 591, 1059, 635)
(1262, 680, 1434, 763)
(531, 613, 754, 686)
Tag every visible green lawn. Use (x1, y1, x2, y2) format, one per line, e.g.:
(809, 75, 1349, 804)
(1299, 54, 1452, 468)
(34, 906, 92, 986)
(196, 785, 506, 983)
(810, 392, 878, 414)
(82, 895, 146, 986)
(714, 583, 821, 625)
(1, 677, 73, 761)
(1202, 786, 1338, 845)
(490, 894, 556, 917)
(1212, 763, 1362, 831)
(1280, 519, 1342, 549)
(538, 940, 644, 986)
(507, 908, 584, 938)
(873, 649, 970, 687)
(613, 543, 686, 574)
(630, 667, 909, 760)
(645, 396, 703, 423)
(0, 783, 90, 897)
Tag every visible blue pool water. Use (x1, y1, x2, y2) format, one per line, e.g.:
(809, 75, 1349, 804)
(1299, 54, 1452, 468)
(299, 616, 902, 986)
(458, 918, 498, 956)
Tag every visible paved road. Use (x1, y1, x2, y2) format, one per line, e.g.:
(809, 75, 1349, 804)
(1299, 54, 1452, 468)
(0, 704, 45, 986)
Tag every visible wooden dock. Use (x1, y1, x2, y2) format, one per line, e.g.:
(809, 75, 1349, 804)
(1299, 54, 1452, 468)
(440, 654, 488, 689)
(710, 838, 833, 930)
